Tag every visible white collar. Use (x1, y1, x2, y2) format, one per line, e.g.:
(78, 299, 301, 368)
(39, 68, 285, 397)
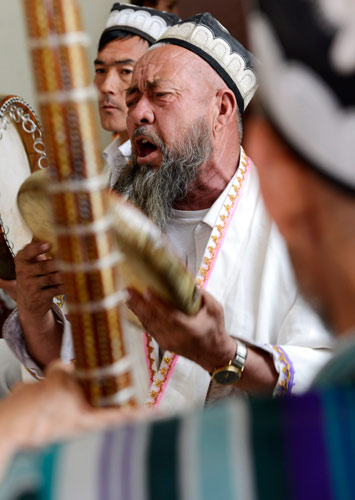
(103, 136, 122, 160)
(118, 139, 132, 157)
(202, 148, 243, 229)
(103, 136, 131, 157)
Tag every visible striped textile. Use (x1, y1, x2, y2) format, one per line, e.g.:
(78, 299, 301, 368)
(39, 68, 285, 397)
(1, 384, 355, 500)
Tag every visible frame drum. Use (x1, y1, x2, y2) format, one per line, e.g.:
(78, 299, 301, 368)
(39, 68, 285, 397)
(0, 95, 47, 279)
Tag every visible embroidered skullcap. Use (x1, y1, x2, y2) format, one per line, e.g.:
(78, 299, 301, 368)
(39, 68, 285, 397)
(249, 0, 355, 193)
(98, 2, 180, 51)
(156, 13, 258, 115)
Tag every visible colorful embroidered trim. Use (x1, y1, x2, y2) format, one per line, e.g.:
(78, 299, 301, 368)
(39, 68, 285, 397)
(24, 366, 44, 381)
(144, 149, 251, 408)
(53, 294, 65, 309)
(143, 333, 157, 383)
(148, 354, 179, 408)
(273, 345, 295, 396)
(196, 149, 250, 287)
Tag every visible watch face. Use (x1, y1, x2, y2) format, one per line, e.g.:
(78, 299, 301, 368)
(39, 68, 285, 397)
(213, 369, 240, 385)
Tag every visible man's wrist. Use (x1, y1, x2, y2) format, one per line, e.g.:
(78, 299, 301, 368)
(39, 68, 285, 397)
(20, 308, 63, 368)
(19, 307, 58, 334)
(205, 336, 236, 374)
(210, 338, 248, 385)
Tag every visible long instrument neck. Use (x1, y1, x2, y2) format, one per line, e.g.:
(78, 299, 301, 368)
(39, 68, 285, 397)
(23, 0, 135, 407)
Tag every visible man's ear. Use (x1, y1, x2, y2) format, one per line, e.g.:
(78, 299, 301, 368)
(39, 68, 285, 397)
(212, 88, 237, 135)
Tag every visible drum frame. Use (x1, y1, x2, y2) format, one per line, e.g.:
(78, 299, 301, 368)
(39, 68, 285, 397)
(0, 95, 47, 276)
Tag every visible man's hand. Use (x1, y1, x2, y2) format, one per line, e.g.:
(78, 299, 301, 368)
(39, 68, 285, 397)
(126, 288, 236, 374)
(15, 240, 64, 318)
(127, 288, 278, 394)
(14, 240, 65, 367)
(0, 361, 141, 476)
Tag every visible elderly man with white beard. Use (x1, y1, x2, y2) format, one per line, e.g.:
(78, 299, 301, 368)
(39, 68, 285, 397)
(3, 14, 334, 410)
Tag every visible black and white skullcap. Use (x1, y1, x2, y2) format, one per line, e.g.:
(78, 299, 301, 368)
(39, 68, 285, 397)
(249, 0, 355, 192)
(99, 2, 180, 51)
(155, 13, 258, 115)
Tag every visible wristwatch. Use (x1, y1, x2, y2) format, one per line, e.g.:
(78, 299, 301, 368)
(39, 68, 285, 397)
(211, 339, 248, 385)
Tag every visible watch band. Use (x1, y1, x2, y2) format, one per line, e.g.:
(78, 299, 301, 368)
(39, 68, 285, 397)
(211, 339, 248, 385)
(232, 340, 248, 373)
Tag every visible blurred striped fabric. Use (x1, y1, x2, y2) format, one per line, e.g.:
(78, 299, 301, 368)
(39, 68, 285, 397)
(1, 383, 355, 500)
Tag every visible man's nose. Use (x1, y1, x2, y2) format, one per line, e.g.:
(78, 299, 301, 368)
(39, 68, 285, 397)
(129, 96, 154, 125)
(99, 71, 124, 95)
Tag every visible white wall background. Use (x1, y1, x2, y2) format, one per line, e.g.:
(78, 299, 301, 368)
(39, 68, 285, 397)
(0, 0, 121, 149)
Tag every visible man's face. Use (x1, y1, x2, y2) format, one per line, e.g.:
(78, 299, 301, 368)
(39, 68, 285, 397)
(111, 46, 215, 228)
(94, 36, 148, 135)
(126, 45, 210, 168)
(115, 119, 211, 229)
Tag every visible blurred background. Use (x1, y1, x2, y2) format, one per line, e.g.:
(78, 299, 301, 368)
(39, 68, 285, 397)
(0, 0, 248, 149)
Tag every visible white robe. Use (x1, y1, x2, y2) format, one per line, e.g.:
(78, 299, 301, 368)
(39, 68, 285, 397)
(134, 148, 334, 410)
(3, 149, 334, 411)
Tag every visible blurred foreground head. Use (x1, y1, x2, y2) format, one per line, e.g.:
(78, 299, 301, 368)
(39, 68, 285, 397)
(247, 0, 355, 334)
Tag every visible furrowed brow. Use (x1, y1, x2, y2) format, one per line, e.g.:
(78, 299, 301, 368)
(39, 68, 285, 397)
(148, 80, 159, 90)
(126, 79, 166, 96)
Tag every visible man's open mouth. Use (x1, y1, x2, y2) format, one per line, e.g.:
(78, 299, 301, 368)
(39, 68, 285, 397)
(135, 137, 158, 159)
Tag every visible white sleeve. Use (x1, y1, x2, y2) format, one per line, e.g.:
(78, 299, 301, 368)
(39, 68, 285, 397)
(267, 296, 334, 396)
(231, 295, 334, 397)
(207, 335, 333, 404)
